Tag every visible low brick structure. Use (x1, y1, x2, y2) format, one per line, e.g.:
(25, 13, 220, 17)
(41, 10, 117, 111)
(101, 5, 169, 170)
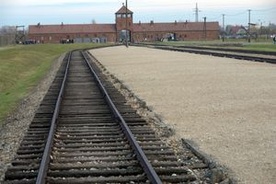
(28, 5, 219, 43)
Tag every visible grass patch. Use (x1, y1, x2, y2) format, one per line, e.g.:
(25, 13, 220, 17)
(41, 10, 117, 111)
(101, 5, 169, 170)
(0, 43, 111, 123)
(241, 43, 276, 52)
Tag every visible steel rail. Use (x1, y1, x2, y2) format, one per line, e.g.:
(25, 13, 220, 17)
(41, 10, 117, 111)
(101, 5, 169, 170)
(144, 43, 276, 56)
(176, 45, 276, 56)
(36, 51, 72, 184)
(81, 51, 162, 184)
(165, 47, 276, 63)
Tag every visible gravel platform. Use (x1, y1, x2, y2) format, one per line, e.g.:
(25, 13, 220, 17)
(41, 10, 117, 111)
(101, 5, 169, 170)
(90, 46, 276, 184)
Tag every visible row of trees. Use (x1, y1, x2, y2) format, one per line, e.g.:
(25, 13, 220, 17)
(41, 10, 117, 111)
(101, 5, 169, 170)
(221, 23, 276, 40)
(0, 26, 27, 47)
(0, 26, 17, 46)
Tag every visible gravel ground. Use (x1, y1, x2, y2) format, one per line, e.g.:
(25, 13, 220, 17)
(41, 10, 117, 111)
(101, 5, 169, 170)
(90, 46, 276, 184)
(0, 54, 64, 182)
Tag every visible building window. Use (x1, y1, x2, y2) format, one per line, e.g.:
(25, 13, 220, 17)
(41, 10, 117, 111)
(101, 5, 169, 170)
(117, 14, 121, 18)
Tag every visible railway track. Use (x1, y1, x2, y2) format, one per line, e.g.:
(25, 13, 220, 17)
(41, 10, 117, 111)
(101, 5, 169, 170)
(134, 43, 276, 64)
(4, 50, 217, 183)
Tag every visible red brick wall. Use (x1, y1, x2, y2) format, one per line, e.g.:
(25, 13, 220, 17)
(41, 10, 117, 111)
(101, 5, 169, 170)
(132, 30, 219, 42)
(28, 32, 117, 43)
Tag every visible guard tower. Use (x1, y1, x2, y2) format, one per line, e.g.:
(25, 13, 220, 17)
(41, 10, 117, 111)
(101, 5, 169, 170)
(15, 26, 26, 44)
(115, 5, 133, 42)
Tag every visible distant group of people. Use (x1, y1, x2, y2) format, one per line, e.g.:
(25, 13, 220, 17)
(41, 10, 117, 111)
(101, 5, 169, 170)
(60, 39, 74, 44)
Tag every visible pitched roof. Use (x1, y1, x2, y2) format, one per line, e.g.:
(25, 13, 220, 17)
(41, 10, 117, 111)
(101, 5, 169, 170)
(133, 22, 219, 32)
(28, 24, 116, 34)
(115, 5, 133, 14)
(229, 25, 242, 34)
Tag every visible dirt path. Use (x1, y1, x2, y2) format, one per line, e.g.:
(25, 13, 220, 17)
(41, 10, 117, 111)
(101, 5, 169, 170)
(90, 46, 276, 184)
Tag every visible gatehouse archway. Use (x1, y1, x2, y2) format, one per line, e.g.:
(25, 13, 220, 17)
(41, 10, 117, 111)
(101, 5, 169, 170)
(119, 30, 131, 42)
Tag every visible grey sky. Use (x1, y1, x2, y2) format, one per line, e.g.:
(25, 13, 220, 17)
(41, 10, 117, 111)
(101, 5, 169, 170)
(1, 0, 275, 27)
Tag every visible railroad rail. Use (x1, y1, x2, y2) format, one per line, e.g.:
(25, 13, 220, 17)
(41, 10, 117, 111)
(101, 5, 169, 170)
(134, 43, 276, 64)
(4, 49, 217, 183)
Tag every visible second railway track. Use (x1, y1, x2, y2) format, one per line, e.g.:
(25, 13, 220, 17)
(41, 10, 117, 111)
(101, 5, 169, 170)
(134, 43, 276, 64)
(4, 49, 221, 183)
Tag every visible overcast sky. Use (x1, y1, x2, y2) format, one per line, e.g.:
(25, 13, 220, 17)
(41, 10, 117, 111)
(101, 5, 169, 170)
(1, 0, 275, 28)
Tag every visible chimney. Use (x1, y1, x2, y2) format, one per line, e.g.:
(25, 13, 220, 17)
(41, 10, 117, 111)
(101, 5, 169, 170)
(150, 20, 154, 25)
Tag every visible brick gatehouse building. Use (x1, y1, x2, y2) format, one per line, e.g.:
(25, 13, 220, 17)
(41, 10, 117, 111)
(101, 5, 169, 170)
(28, 5, 219, 43)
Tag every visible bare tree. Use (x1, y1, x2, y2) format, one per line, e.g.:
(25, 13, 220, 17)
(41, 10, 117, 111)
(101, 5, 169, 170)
(0, 26, 16, 46)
